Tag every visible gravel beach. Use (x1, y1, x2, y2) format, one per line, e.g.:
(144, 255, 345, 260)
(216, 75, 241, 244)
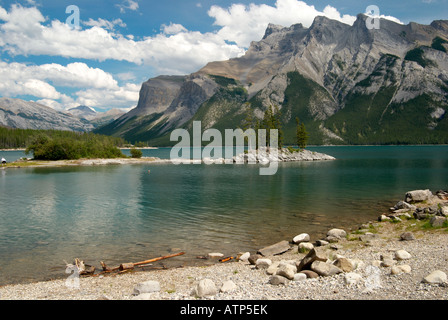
(1, 197, 447, 301)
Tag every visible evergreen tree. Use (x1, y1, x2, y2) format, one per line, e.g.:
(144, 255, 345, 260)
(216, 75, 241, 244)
(273, 105, 283, 150)
(296, 117, 309, 149)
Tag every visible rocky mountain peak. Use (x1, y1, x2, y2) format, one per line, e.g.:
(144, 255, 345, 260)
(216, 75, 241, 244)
(95, 15, 448, 146)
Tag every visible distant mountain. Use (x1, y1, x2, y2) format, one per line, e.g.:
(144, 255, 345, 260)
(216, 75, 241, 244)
(68, 105, 125, 128)
(90, 108, 126, 128)
(96, 14, 448, 145)
(67, 105, 97, 120)
(0, 98, 94, 131)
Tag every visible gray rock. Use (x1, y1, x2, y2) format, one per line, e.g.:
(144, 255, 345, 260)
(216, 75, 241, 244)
(248, 254, 262, 265)
(266, 262, 280, 275)
(413, 210, 429, 220)
(326, 228, 347, 239)
(315, 240, 329, 246)
(333, 257, 354, 272)
(194, 279, 218, 297)
(275, 263, 297, 280)
(381, 258, 396, 267)
(269, 275, 289, 285)
(238, 252, 250, 262)
(439, 206, 448, 217)
(255, 258, 272, 269)
(391, 265, 412, 275)
(298, 242, 314, 252)
(299, 270, 319, 279)
(422, 270, 447, 284)
(293, 233, 310, 244)
(311, 261, 343, 277)
(359, 233, 380, 242)
(220, 280, 237, 293)
(393, 201, 417, 211)
(430, 216, 447, 227)
(395, 250, 412, 260)
(257, 240, 290, 256)
(344, 272, 363, 285)
(405, 189, 433, 203)
(330, 244, 343, 250)
(293, 273, 307, 281)
(325, 235, 341, 243)
(297, 247, 329, 271)
(133, 280, 161, 295)
(400, 232, 416, 241)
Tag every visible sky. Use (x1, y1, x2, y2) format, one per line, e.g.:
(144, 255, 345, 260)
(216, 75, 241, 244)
(0, 0, 446, 113)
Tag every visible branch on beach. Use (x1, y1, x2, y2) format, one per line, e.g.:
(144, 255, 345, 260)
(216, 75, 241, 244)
(99, 252, 186, 274)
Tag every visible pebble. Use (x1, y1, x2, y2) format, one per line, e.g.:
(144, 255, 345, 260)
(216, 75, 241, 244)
(423, 270, 447, 284)
(293, 233, 310, 244)
(395, 250, 412, 260)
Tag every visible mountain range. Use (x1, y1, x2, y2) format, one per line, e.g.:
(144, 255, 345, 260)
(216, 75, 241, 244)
(95, 13, 448, 146)
(0, 99, 124, 132)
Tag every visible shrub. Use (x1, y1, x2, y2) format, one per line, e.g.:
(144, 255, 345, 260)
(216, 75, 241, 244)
(25, 132, 125, 160)
(130, 148, 143, 158)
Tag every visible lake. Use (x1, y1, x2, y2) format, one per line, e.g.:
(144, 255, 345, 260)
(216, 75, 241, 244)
(0, 145, 447, 286)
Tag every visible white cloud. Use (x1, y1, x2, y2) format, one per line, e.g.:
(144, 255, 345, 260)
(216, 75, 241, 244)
(75, 83, 140, 110)
(0, 60, 140, 110)
(116, 0, 139, 14)
(208, 0, 359, 48)
(161, 22, 188, 35)
(83, 18, 126, 31)
(0, 4, 244, 74)
(0, 61, 119, 90)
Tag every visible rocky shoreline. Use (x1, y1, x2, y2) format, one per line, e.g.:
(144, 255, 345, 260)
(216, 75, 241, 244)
(3, 148, 335, 168)
(0, 188, 447, 300)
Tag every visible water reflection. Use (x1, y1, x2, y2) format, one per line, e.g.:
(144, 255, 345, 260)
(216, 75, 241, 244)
(0, 146, 448, 285)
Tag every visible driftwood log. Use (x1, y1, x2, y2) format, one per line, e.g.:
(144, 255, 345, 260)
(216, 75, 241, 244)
(100, 252, 186, 272)
(74, 258, 95, 275)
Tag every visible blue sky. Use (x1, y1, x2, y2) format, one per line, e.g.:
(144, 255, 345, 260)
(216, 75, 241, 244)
(0, 0, 446, 112)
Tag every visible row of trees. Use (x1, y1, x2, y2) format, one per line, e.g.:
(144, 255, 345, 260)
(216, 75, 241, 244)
(242, 105, 309, 150)
(0, 127, 127, 150)
(25, 132, 127, 160)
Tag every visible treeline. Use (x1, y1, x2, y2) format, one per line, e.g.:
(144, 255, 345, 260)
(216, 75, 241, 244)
(1, 127, 128, 160)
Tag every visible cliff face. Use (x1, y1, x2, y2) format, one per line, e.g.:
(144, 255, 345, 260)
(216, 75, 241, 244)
(96, 14, 448, 145)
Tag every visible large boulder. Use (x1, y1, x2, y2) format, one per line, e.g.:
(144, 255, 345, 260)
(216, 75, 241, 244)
(392, 201, 416, 211)
(311, 261, 343, 277)
(405, 189, 433, 203)
(257, 240, 291, 256)
(325, 228, 347, 242)
(297, 247, 329, 271)
(276, 263, 297, 280)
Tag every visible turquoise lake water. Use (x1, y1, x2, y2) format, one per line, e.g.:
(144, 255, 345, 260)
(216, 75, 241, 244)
(0, 146, 447, 285)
